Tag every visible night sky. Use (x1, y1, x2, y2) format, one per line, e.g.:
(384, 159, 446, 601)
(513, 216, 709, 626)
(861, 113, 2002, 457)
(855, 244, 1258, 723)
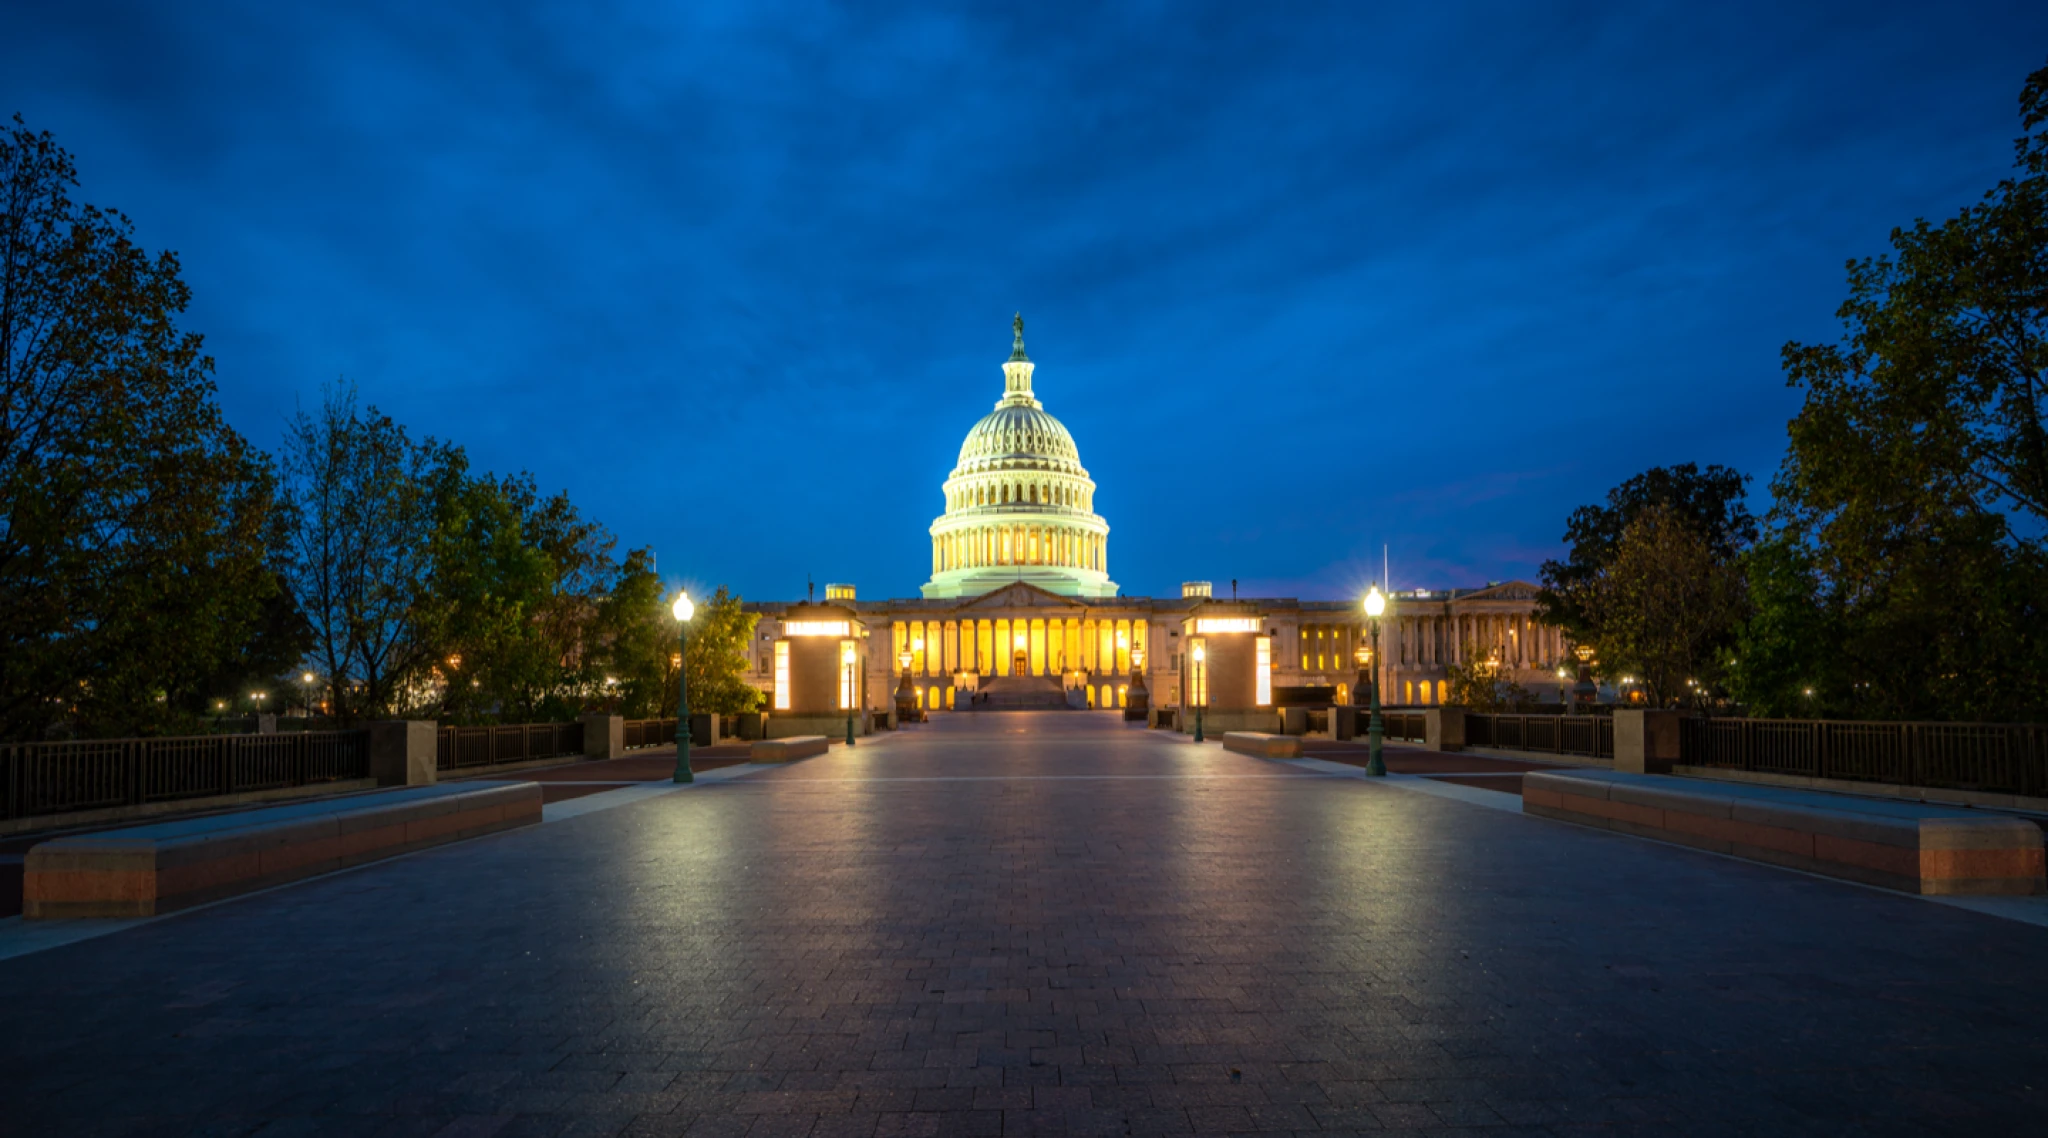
(7, 3, 2045, 604)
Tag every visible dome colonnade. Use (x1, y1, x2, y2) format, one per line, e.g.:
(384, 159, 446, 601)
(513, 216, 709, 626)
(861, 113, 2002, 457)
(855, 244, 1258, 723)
(921, 316, 1117, 599)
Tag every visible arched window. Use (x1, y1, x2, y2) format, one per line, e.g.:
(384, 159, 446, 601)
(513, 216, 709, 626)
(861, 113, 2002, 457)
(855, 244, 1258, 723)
(1030, 485, 1038, 504)
(1001, 485, 1009, 504)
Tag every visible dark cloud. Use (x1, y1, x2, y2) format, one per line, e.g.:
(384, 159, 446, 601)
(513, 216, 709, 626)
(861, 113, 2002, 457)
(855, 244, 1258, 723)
(6, 0, 2044, 598)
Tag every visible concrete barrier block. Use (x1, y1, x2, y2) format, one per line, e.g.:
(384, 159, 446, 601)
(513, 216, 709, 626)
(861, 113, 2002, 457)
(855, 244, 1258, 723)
(581, 713, 624, 759)
(369, 720, 438, 786)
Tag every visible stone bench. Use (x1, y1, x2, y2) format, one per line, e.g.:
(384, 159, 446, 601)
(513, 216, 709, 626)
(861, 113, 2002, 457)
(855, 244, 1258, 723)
(750, 735, 830, 763)
(1523, 769, 2045, 895)
(1222, 732, 1303, 759)
(23, 781, 541, 919)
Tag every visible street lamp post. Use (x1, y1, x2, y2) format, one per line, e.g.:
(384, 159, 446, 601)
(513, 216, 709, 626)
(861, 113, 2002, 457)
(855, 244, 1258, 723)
(1363, 586, 1387, 776)
(671, 590, 695, 784)
(301, 671, 316, 718)
(843, 643, 858, 746)
(1191, 643, 1206, 743)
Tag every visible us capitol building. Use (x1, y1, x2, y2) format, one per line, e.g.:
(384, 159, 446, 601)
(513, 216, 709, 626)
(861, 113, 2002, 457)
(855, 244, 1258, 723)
(743, 317, 1565, 721)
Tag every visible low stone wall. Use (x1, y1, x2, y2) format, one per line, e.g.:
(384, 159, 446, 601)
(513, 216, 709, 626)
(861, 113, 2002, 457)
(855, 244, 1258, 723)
(751, 736, 830, 763)
(1221, 732, 1302, 759)
(767, 713, 868, 740)
(1524, 769, 2044, 896)
(23, 781, 542, 918)
(1182, 710, 1281, 735)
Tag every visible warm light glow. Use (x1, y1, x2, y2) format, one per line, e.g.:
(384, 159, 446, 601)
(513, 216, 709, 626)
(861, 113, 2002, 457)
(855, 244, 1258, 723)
(1255, 636, 1271, 706)
(1363, 585, 1386, 618)
(1194, 617, 1259, 634)
(786, 620, 851, 637)
(898, 650, 913, 670)
(301, 672, 314, 684)
(841, 645, 856, 665)
(1116, 629, 1128, 648)
(1192, 644, 1206, 662)
(840, 641, 857, 709)
(672, 591, 695, 622)
(446, 654, 462, 669)
(1574, 644, 1595, 662)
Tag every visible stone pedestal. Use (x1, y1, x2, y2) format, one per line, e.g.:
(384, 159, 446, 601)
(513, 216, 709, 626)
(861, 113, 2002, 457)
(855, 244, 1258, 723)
(1424, 708, 1466, 752)
(368, 720, 437, 786)
(1615, 710, 1681, 773)
(1333, 706, 1357, 741)
(580, 714, 623, 760)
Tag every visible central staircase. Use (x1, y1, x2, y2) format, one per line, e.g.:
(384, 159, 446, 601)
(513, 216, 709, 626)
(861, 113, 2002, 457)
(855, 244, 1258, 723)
(969, 674, 1073, 711)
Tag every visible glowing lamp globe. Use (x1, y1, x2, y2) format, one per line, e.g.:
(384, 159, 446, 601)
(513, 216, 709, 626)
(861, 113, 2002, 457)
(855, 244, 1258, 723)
(1363, 586, 1386, 619)
(672, 591, 694, 622)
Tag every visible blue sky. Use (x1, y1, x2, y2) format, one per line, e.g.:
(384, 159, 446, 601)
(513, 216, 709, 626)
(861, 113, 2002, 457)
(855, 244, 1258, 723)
(7, 2, 2045, 603)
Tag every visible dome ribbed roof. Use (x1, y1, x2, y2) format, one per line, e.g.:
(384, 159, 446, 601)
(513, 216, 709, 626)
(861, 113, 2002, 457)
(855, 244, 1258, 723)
(956, 403, 1081, 470)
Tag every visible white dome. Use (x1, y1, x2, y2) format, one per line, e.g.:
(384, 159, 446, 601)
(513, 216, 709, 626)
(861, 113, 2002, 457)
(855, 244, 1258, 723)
(956, 403, 1083, 472)
(921, 316, 1117, 600)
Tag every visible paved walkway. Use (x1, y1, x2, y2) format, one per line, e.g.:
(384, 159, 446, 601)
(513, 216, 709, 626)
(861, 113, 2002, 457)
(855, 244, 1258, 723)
(1, 713, 2044, 1135)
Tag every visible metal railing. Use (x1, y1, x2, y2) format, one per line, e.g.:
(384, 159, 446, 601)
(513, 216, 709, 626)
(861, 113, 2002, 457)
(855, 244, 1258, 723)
(0, 731, 371, 822)
(1679, 718, 2048, 797)
(1468, 714, 1614, 758)
(1382, 711, 1427, 743)
(435, 722, 584, 771)
(624, 719, 678, 750)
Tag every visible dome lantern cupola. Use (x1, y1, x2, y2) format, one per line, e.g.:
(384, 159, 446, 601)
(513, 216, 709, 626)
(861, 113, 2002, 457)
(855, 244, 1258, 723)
(921, 316, 1117, 600)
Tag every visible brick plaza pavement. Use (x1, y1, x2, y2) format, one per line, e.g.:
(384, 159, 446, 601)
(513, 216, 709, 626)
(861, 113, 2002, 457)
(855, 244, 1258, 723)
(1, 713, 2044, 1136)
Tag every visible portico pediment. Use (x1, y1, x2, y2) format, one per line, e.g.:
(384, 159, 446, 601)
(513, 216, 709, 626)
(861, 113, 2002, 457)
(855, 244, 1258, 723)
(953, 581, 1085, 613)
(1459, 580, 1542, 602)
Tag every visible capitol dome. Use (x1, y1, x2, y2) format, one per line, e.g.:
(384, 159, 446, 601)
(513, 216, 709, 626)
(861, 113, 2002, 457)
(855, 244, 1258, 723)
(921, 316, 1117, 600)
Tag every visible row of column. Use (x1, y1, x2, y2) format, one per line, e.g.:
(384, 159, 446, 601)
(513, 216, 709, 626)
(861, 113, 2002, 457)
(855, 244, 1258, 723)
(1390, 612, 1563, 667)
(895, 616, 1146, 678)
(951, 480, 1088, 511)
(934, 525, 1104, 574)
(1297, 623, 1358, 673)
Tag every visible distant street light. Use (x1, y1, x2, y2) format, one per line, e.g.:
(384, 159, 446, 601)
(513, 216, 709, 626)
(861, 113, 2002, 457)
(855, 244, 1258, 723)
(1363, 585, 1387, 777)
(842, 642, 858, 746)
(1191, 643, 1207, 743)
(671, 590, 695, 784)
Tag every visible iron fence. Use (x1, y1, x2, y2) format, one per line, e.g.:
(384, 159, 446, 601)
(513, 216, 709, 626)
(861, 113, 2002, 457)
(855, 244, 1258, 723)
(435, 722, 584, 770)
(0, 731, 371, 822)
(1467, 714, 1614, 758)
(1679, 718, 2048, 797)
(624, 719, 678, 750)
(1382, 712, 1427, 743)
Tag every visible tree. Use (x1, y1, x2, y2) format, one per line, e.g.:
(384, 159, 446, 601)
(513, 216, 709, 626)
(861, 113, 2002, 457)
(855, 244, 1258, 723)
(278, 383, 464, 722)
(1537, 464, 1757, 648)
(1440, 641, 1530, 712)
(1583, 504, 1749, 707)
(0, 116, 296, 739)
(1768, 59, 2048, 721)
(591, 549, 669, 717)
(671, 586, 762, 716)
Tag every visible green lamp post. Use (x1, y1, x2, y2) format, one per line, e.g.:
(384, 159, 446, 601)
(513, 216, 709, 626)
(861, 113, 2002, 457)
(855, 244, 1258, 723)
(1363, 585, 1387, 777)
(1192, 643, 1206, 743)
(843, 642, 858, 746)
(671, 590, 695, 784)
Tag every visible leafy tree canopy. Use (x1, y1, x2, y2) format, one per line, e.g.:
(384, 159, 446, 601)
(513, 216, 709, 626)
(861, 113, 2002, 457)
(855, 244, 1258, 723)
(0, 116, 300, 740)
(1764, 59, 2048, 721)
(1537, 463, 1756, 648)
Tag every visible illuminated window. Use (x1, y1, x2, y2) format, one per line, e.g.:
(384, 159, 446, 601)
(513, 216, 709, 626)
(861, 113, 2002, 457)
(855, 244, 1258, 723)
(785, 620, 850, 638)
(1195, 617, 1260, 634)
(1336, 682, 1348, 704)
(1189, 639, 1207, 706)
(1255, 636, 1272, 706)
(839, 641, 856, 710)
(774, 642, 790, 710)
